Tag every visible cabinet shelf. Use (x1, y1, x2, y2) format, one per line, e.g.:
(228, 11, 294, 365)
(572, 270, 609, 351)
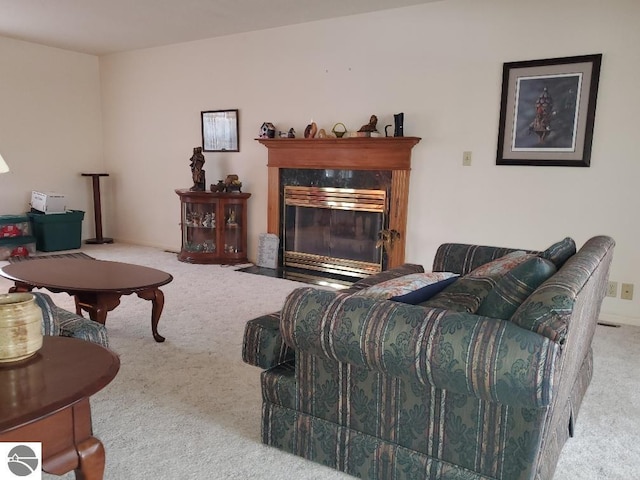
(175, 189, 251, 264)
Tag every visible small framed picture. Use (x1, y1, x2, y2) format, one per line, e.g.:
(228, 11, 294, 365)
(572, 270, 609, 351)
(496, 54, 602, 167)
(201, 109, 239, 152)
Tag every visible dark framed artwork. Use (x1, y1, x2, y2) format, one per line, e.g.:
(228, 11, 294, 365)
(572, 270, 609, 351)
(201, 109, 239, 152)
(496, 54, 602, 166)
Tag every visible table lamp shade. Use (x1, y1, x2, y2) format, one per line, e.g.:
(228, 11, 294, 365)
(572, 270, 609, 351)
(0, 153, 9, 173)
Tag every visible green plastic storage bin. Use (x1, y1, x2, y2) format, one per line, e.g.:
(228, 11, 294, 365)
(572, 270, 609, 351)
(27, 210, 85, 252)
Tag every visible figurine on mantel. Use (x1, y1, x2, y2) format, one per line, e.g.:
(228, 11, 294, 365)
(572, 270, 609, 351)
(304, 121, 318, 138)
(260, 122, 276, 139)
(358, 115, 378, 134)
(384, 112, 405, 137)
(189, 147, 206, 191)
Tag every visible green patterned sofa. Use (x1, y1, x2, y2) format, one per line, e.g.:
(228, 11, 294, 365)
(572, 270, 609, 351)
(242, 236, 614, 480)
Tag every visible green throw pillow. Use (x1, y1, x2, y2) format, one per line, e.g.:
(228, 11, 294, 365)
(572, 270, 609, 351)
(477, 256, 557, 320)
(421, 251, 533, 313)
(540, 237, 576, 268)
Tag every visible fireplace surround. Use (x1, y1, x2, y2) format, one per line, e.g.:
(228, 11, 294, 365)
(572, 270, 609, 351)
(258, 137, 421, 278)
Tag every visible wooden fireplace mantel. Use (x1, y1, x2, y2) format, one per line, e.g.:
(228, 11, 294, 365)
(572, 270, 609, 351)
(258, 137, 422, 268)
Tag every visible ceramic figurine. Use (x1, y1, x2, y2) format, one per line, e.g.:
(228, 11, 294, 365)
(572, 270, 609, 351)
(202, 213, 213, 228)
(358, 115, 378, 133)
(210, 180, 225, 192)
(304, 121, 317, 138)
(287, 128, 296, 138)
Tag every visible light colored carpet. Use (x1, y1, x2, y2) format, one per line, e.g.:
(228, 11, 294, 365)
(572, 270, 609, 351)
(1, 243, 638, 479)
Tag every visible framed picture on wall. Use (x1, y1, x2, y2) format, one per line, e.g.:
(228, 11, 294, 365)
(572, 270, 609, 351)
(201, 109, 239, 152)
(496, 54, 602, 167)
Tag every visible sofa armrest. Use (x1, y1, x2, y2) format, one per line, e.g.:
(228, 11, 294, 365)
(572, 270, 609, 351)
(281, 287, 559, 408)
(30, 291, 109, 348)
(31, 291, 61, 336)
(56, 307, 109, 348)
(243, 312, 294, 369)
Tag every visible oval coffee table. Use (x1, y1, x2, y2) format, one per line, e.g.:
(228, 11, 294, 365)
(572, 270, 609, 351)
(1, 258, 173, 342)
(0, 336, 120, 479)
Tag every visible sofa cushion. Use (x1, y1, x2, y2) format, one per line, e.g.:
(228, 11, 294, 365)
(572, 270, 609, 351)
(421, 251, 533, 312)
(390, 276, 459, 305)
(350, 272, 458, 300)
(477, 256, 557, 320)
(540, 237, 576, 268)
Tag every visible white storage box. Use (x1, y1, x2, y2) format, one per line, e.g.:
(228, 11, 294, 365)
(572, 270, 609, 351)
(31, 191, 66, 214)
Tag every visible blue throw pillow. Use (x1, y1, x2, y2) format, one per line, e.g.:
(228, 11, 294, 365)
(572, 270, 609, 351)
(390, 276, 459, 305)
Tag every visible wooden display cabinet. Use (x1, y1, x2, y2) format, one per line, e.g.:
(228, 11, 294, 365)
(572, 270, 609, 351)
(175, 189, 251, 264)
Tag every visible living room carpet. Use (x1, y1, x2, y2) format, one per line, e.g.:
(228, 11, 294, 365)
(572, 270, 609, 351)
(1, 243, 638, 479)
(7, 251, 94, 263)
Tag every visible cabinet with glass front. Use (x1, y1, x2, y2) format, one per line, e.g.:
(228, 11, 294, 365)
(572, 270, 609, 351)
(175, 189, 251, 264)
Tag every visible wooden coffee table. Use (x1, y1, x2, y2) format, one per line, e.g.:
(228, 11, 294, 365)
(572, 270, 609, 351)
(1, 258, 173, 342)
(0, 336, 120, 480)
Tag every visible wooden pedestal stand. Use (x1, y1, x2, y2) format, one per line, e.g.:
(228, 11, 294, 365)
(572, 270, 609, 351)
(81, 173, 113, 244)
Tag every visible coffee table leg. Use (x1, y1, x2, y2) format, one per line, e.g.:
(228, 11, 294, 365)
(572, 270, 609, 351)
(74, 436, 106, 480)
(137, 288, 166, 342)
(76, 293, 121, 326)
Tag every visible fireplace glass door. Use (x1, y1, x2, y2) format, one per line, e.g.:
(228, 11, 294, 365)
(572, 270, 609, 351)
(283, 186, 386, 278)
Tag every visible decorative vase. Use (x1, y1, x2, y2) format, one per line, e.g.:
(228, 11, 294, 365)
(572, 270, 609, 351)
(0, 293, 43, 363)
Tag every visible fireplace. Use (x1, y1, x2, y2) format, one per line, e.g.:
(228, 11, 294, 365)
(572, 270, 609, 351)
(258, 137, 421, 281)
(283, 186, 386, 278)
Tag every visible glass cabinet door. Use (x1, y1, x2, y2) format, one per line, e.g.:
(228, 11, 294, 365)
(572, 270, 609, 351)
(176, 189, 250, 264)
(182, 200, 218, 254)
(223, 203, 244, 255)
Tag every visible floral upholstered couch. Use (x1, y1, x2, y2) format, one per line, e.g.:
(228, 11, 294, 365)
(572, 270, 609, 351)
(242, 236, 614, 480)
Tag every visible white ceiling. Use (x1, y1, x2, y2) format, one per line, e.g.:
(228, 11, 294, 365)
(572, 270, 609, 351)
(0, 0, 441, 56)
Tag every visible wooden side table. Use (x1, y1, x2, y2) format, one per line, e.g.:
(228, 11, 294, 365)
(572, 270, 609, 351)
(81, 173, 113, 244)
(0, 336, 120, 479)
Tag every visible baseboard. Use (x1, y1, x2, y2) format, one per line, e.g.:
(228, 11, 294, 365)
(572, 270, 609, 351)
(598, 312, 640, 328)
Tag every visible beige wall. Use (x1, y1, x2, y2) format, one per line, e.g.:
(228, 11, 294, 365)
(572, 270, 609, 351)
(1, 0, 638, 324)
(0, 36, 104, 238)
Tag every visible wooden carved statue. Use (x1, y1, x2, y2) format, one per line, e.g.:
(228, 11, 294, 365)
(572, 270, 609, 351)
(189, 147, 206, 191)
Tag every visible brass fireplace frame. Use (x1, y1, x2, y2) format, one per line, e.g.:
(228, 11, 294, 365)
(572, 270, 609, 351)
(283, 186, 386, 278)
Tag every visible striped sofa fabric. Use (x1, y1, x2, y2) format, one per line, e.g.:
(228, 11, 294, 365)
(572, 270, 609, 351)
(243, 236, 615, 480)
(32, 291, 110, 347)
